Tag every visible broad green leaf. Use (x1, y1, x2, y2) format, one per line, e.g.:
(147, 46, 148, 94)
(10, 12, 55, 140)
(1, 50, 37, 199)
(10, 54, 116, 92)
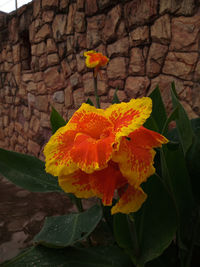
(114, 174, 177, 266)
(34, 205, 102, 247)
(171, 82, 194, 155)
(112, 87, 120, 104)
(161, 144, 195, 248)
(86, 98, 94, 106)
(186, 118, 200, 204)
(2, 245, 132, 267)
(0, 148, 62, 192)
(148, 85, 167, 133)
(161, 107, 179, 136)
(50, 106, 66, 134)
(144, 116, 159, 132)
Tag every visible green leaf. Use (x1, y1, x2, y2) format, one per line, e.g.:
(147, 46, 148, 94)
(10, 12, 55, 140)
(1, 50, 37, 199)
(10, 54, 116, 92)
(186, 118, 200, 204)
(148, 85, 167, 133)
(0, 148, 62, 192)
(2, 245, 132, 267)
(161, 144, 195, 247)
(86, 98, 94, 106)
(161, 107, 179, 136)
(171, 82, 194, 155)
(112, 87, 120, 104)
(50, 106, 66, 134)
(34, 205, 103, 247)
(114, 174, 177, 266)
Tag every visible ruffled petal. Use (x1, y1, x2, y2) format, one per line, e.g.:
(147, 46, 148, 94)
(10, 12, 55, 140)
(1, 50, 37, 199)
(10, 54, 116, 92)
(113, 137, 156, 188)
(59, 170, 95, 198)
(89, 161, 127, 206)
(113, 128, 168, 187)
(68, 103, 115, 173)
(105, 97, 152, 147)
(129, 126, 168, 149)
(44, 126, 78, 177)
(84, 51, 109, 68)
(111, 185, 147, 214)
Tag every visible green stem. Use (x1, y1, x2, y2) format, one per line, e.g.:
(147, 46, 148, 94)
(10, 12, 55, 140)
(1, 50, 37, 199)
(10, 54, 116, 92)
(93, 74, 100, 108)
(75, 198, 83, 212)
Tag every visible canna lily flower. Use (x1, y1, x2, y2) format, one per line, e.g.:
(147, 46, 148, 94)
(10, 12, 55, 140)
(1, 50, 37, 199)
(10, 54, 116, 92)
(84, 50, 109, 77)
(44, 98, 168, 214)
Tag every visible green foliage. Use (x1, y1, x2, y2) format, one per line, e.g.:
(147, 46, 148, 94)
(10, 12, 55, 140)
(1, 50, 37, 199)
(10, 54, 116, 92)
(114, 174, 177, 266)
(0, 148, 62, 192)
(112, 87, 120, 104)
(34, 205, 102, 248)
(1, 82, 200, 267)
(2, 245, 132, 267)
(86, 98, 94, 106)
(50, 106, 66, 134)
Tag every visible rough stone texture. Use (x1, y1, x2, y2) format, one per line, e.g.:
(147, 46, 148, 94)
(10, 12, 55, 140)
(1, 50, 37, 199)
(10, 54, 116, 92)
(125, 76, 150, 98)
(129, 47, 146, 76)
(170, 11, 200, 51)
(129, 26, 149, 46)
(107, 37, 129, 58)
(163, 52, 198, 80)
(102, 5, 121, 42)
(124, 0, 158, 27)
(151, 14, 171, 45)
(107, 57, 127, 79)
(146, 43, 168, 78)
(0, 0, 200, 162)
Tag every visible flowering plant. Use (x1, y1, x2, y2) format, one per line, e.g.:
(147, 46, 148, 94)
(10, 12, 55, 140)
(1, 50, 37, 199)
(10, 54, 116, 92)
(0, 52, 200, 267)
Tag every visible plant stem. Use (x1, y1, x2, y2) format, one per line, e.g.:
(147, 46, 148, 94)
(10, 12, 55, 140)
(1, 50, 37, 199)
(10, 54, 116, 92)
(75, 198, 84, 212)
(93, 74, 100, 108)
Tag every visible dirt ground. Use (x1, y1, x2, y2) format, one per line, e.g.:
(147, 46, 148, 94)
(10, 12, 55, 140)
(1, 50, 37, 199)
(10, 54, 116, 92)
(0, 175, 94, 264)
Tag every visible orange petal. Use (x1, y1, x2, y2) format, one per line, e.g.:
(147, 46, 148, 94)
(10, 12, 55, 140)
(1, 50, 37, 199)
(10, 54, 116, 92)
(105, 97, 152, 147)
(113, 136, 156, 188)
(129, 126, 168, 149)
(59, 170, 95, 198)
(44, 126, 78, 177)
(70, 132, 115, 173)
(111, 185, 147, 214)
(90, 161, 127, 206)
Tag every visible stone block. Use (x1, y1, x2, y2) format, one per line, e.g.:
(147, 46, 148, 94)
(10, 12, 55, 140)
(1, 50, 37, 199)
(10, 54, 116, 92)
(30, 116, 40, 133)
(74, 12, 86, 33)
(53, 91, 64, 103)
(44, 67, 66, 91)
(64, 85, 73, 108)
(163, 52, 198, 80)
(170, 11, 200, 51)
(146, 43, 168, 78)
(107, 57, 127, 80)
(129, 47, 146, 76)
(46, 38, 57, 54)
(27, 140, 40, 156)
(12, 44, 20, 64)
(125, 76, 150, 98)
(76, 51, 86, 73)
(102, 5, 121, 42)
(159, 0, 195, 16)
(42, 10, 54, 23)
(47, 53, 59, 66)
(87, 15, 105, 48)
(124, 0, 158, 28)
(108, 89, 127, 102)
(60, 0, 69, 9)
(35, 24, 51, 43)
(151, 14, 171, 45)
(85, 0, 98, 16)
(35, 95, 49, 112)
(73, 88, 85, 108)
(70, 72, 81, 89)
(42, 0, 58, 8)
(66, 3, 77, 34)
(52, 14, 67, 41)
(40, 112, 50, 128)
(108, 80, 124, 90)
(83, 72, 94, 95)
(107, 37, 129, 58)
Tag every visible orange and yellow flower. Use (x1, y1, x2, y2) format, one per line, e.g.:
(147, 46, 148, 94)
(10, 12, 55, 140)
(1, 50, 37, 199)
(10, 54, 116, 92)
(44, 98, 168, 214)
(84, 50, 109, 77)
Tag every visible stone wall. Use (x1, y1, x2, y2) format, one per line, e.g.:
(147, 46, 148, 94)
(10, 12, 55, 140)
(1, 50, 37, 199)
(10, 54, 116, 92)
(0, 0, 200, 159)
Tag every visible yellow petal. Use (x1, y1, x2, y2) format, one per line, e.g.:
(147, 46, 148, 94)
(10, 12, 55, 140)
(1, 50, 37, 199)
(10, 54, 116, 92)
(111, 186, 147, 214)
